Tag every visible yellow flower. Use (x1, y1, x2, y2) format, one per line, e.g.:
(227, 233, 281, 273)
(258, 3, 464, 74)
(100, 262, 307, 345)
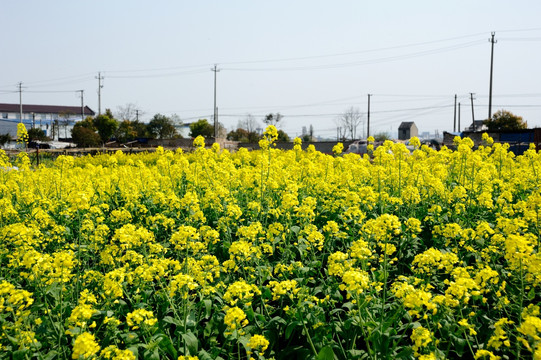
(72, 332, 100, 359)
(224, 306, 248, 335)
(126, 309, 157, 330)
(193, 135, 205, 148)
(247, 334, 270, 355)
(332, 142, 344, 155)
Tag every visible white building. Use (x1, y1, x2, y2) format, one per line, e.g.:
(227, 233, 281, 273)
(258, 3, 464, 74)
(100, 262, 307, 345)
(0, 103, 95, 140)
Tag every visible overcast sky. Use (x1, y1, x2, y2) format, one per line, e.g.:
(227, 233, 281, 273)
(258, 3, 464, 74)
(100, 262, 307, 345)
(2, 1, 541, 139)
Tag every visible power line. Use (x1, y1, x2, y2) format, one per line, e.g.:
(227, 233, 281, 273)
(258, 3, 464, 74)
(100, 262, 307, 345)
(222, 40, 485, 72)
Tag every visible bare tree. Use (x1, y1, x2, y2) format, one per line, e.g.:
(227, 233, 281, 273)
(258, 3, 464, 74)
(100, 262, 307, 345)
(238, 113, 260, 133)
(337, 106, 363, 140)
(116, 103, 140, 122)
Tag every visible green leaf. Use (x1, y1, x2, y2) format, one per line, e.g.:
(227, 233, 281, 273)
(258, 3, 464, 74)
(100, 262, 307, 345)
(181, 331, 199, 355)
(285, 321, 300, 339)
(317, 346, 335, 360)
(203, 299, 212, 319)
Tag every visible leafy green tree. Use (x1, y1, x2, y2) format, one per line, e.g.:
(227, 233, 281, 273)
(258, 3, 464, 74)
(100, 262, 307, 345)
(0, 133, 11, 148)
(277, 129, 290, 142)
(27, 128, 48, 142)
(189, 119, 214, 138)
(71, 125, 101, 147)
(93, 111, 119, 144)
(131, 120, 150, 138)
(147, 114, 178, 139)
(115, 120, 137, 143)
(227, 128, 260, 143)
(374, 132, 391, 141)
(483, 110, 528, 131)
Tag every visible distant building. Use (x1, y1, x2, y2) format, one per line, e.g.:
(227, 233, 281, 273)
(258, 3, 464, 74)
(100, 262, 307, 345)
(465, 120, 487, 132)
(398, 121, 418, 140)
(0, 103, 95, 140)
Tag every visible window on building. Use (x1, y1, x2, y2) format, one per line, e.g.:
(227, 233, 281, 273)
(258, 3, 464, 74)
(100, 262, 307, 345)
(2, 113, 7, 119)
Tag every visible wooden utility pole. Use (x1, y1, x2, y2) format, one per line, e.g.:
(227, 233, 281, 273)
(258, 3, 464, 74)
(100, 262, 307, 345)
(470, 93, 476, 131)
(18, 82, 23, 122)
(367, 94, 372, 138)
(78, 90, 84, 121)
(458, 102, 461, 132)
(96, 72, 104, 115)
(211, 64, 220, 139)
(453, 94, 457, 132)
(488, 32, 497, 121)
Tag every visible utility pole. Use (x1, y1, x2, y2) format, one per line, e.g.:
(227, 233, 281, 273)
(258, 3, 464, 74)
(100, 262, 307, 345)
(453, 94, 457, 132)
(488, 32, 497, 121)
(77, 90, 84, 121)
(458, 102, 461, 132)
(96, 72, 104, 115)
(470, 93, 476, 131)
(211, 64, 220, 139)
(18, 82, 23, 123)
(367, 94, 372, 138)
(135, 109, 140, 122)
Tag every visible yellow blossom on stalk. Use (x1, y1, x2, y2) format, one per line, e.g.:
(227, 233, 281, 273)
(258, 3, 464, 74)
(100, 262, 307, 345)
(391, 278, 437, 317)
(193, 135, 205, 148)
(409, 136, 421, 149)
(263, 125, 278, 143)
(458, 318, 477, 336)
(412, 248, 459, 276)
(327, 251, 352, 277)
(474, 350, 500, 360)
(224, 279, 261, 306)
(100, 345, 136, 360)
(268, 279, 299, 301)
(488, 318, 513, 349)
(410, 326, 432, 356)
(332, 142, 344, 155)
(293, 137, 302, 151)
(482, 132, 494, 146)
(339, 268, 370, 298)
(177, 356, 199, 360)
(247, 334, 270, 356)
(301, 224, 325, 251)
(72, 332, 100, 359)
(224, 306, 248, 336)
(126, 309, 157, 330)
(169, 273, 199, 298)
(16, 123, 28, 146)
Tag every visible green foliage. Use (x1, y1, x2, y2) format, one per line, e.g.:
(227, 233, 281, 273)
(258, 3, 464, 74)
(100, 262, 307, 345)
(0, 133, 11, 147)
(71, 125, 101, 147)
(189, 119, 214, 138)
(147, 114, 178, 139)
(27, 128, 48, 142)
(93, 110, 119, 144)
(227, 128, 260, 143)
(277, 129, 290, 142)
(374, 132, 391, 142)
(483, 109, 527, 131)
(115, 120, 138, 143)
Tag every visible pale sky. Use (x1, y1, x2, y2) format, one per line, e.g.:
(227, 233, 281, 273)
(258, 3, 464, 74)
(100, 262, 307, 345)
(2, 1, 541, 139)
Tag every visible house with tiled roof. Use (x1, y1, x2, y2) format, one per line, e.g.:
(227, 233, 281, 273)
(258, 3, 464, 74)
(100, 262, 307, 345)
(0, 103, 95, 140)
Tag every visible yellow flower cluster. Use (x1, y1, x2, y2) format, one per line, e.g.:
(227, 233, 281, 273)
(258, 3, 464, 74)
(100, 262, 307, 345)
(0, 129, 540, 358)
